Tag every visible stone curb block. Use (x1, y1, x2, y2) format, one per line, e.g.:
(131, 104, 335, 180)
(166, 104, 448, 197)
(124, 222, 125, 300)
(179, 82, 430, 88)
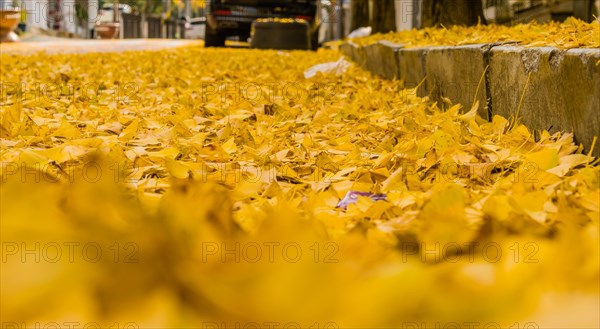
(363, 43, 381, 76)
(339, 42, 355, 60)
(371, 41, 403, 80)
(341, 41, 429, 96)
(489, 45, 600, 156)
(396, 47, 429, 97)
(341, 40, 600, 155)
(340, 41, 367, 71)
(425, 44, 491, 119)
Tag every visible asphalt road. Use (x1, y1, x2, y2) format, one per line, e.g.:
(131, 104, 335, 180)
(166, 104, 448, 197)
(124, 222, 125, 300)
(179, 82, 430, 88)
(0, 37, 203, 55)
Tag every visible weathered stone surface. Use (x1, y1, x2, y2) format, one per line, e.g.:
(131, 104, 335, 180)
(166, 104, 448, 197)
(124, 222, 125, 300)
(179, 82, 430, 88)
(489, 46, 600, 155)
(339, 42, 355, 60)
(343, 41, 427, 96)
(363, 43, 382, 75)
(352, 42, 368, 69)
(340, 41, 365, 68)
(342, 40, 599, 155)
(396, 47, 429, 97)
(426, 44, 491, 118)
(374, 41, 403, 80)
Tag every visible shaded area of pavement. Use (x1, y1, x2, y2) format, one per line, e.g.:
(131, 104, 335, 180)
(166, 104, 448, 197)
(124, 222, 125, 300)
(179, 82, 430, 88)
(1, 38, 203, 55)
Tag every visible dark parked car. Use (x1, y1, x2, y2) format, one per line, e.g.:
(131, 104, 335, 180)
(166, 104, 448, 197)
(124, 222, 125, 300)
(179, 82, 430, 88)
(205, 0, 319, 48)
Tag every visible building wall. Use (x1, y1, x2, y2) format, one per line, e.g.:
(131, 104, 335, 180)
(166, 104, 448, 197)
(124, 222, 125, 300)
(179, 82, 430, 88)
(17, 0, 98, 37)
(16, 0, 49, 31)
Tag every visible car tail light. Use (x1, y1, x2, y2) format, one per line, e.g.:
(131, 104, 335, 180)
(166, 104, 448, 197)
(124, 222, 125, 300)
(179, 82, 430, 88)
(295, 15, 312, 21)
(214, 9, 232, 15)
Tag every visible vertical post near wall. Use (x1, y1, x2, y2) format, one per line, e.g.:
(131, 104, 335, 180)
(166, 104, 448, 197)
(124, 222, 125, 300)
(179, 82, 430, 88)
(395, 0, 421, 31)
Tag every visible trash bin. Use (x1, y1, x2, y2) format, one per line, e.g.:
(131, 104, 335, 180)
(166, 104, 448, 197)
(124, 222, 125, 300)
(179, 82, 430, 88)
(95, 22, 120, 39)
(250, 19, 311, 50)
(0, 9, 20, 42)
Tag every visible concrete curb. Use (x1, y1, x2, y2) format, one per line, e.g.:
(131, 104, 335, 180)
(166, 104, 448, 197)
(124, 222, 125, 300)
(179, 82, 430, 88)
(340, 41, 600, 155)
(489, 46, 600, 156)
(426, 44, 492, 119)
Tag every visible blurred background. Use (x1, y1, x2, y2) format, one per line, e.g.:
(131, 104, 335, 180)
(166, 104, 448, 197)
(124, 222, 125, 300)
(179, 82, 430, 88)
(1, 0, 598, 44)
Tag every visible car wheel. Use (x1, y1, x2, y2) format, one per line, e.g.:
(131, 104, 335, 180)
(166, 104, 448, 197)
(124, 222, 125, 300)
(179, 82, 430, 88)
(311, 30, 319, 50)
(205, 26, 226, 47)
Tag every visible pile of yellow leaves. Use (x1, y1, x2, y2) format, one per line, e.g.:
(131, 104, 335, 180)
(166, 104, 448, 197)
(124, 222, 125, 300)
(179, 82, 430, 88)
(1, 46, 598, 328)
(352, 17, 600, 49)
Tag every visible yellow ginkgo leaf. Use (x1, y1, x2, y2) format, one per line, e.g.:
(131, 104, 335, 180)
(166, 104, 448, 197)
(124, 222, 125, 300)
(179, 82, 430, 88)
(222, 137, 238, 154)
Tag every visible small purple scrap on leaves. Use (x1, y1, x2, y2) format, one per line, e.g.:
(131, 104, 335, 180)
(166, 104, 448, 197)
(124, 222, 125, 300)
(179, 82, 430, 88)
(336, 191, 387, 209)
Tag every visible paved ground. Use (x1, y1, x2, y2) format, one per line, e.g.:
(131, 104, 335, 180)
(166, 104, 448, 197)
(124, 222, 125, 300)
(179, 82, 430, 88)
(1, 37, 203, 55)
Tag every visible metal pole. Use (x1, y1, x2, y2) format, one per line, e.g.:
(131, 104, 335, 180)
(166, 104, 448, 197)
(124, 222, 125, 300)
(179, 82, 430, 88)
(161, 0, 172, 38)
(114, 0, 119, 22)
(185, 0, 192, 18)
(88, 0, 98, 38)
(337, 0, 344, 39)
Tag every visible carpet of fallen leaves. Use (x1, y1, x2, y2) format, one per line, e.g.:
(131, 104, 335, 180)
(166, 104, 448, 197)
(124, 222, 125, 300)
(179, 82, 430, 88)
(352, 17, 600, 49)
(1, 46, 599, 328)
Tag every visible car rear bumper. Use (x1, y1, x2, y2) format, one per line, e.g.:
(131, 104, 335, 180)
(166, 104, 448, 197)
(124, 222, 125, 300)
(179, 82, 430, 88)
(209, 15, 316, 32)
(207, 2, 317, 32)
